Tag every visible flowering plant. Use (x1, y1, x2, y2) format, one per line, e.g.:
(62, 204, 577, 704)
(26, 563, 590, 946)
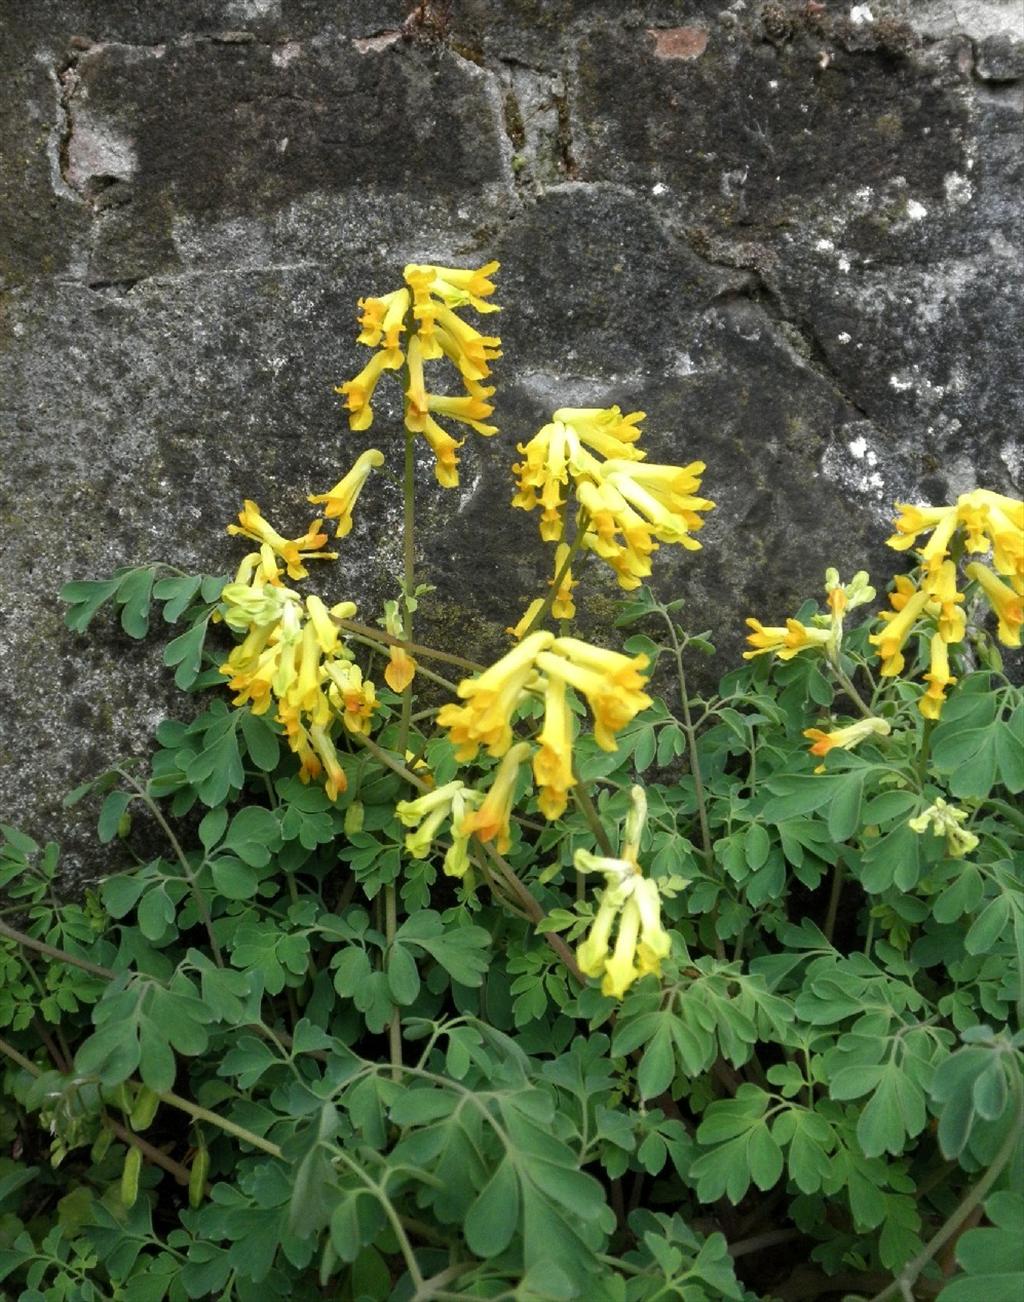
(1, 261, 1021, 1302)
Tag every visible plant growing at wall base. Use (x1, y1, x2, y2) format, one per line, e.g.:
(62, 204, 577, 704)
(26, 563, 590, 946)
(1, 260, 1022, 1301)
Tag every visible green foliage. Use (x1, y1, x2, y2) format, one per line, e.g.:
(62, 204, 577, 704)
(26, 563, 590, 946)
(4, 570, 1023, 1301)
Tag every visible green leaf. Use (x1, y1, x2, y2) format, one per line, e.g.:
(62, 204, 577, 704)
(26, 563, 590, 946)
(464, 1158, 520, 1257)
(117, 568, 156, 638)
(98, 790, 133, 844)
(223, 806, 279, 868)
(239, 709, 281, 772)
(154, 574, 202, 622)
(396, 912, 491, 987)
(827, 769, 866, 843)
(62, 577, 121, 632)
(211, 856, 260, 901)
(164, 622, 208, 689)
(637, 1021, 675, 1100)
(386, 944, 421, 1006)
(965, 896, 1011, 954)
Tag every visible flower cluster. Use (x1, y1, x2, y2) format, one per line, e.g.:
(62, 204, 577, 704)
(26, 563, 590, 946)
(908, 798, 979, 860)
(337, 262, 502, 487)
(437, 633, 652, 834)
(511, 407, 714, 591)
(574, 789, 672, 998)
(220, 485, 387, 799)
(871, 489, 1023, 718)
(802, 716, 891, 772)
(395, 779, 485, 877)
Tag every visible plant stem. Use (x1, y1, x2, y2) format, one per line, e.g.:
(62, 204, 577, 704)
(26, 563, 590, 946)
(385, 883, 402, 1081)
(479, 844, 585, 984)
(869, 1082, 1024, 1302)
(0, 918, 115, 980)
(354, 733, 430, 792)
(336, 618, 484, 673)
(159, 1088, 283, 1158)
(520, 509, 591, 638)
(344, 634, 459, 692)
(824, 860, 845, 944)
(830, 661, 875, 719)
(117, 768, 224, 966)
(399, 427, 417, 756)
(0, 1034, 40, 1075)
(572, 776, 615, 857)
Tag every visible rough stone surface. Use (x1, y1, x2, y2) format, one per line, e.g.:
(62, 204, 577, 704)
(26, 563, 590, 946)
(1, 0, 1021, 875)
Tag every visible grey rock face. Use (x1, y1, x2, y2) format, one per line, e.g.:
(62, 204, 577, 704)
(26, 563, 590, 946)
(0, 0, 1021, 872)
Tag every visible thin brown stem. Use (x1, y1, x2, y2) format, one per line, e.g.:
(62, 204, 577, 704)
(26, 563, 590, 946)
(107, 1116, 195, 1189)
(520, 509, 591, 638)
(337, 618, 483, 673)
(572, 778, 615, 857)
(0, 918, 115, 980)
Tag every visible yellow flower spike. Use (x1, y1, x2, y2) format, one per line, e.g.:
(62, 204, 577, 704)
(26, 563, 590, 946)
(438, 631, 554, 760)
(336, 348, 403, 432)
(919, 633, 956, 721)
(459, 741, 532, 854)
(309, 724, 347, 801)
(601, 896, 643, 999)
(307, 449, 385, 536)
(550, 544, 576, 620)
(743, 617, 832, 661)
(426, 392, 497, 436)
(416, 416, 463, 488)
(965, 562, 1023, 646)
(554, 406, 647, 461)
(533, 673, 576, 820)
(507, 598, 545, 641)
(803, 716, 892, 761)
(433, 304, 502, 373)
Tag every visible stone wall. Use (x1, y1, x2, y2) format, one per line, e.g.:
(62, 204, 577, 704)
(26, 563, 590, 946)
(1, 0, 1021, 868)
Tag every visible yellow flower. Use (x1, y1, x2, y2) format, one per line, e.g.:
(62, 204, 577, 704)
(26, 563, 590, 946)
(419, 416, 464, 488)
(336, 347, 402, 431)
(382, 599, 416, 694)
(533, 673, 576, 819)
(601, 897, 643, 998)
(437, 631, 553, 760)
(803, 716, 891, 759)
(307, 449, 385, 537)
(309, 724, 347, 801)
(459, 742, 532, 854)
(356, 288, 410, 350)
(537, 637, 652, 752)
(908, 798, 979, 859)
(966, 562, 1023, 647)
(928, 560, 966, 645)
(404, 261, 501, 315)
(919, 633, 956, 720)
(227, 501, 337, 580)
(234, 544, 284, 588)
(550, 544, 576, 620)
(743, 617, 832, 661)
(552, 406, 646, 460)
(426, 392, 497, 436)
(507, 598, 545, 641)
(577, 892, 619, 978)
(886, 502, 959, 574)
(324, 660, 378, 735)
(868, 587, 930, 675)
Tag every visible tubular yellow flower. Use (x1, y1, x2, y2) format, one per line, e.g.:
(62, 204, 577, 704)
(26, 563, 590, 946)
(966, 562, 1023, 646)
(577, 894, 619, 978)
(919, 632, 956, 720)
(356, 288, 410, 350)
(227, 502, 338, 581)
(634, 877, 671, 975)
(307, 449, 385, 537)
(404, 332, 429, 431)
(336, 347, 402, 431)
(533, 673, 576, 820)
(803, 716, 891, 759)
(868, 587, 931, 675)
(419, 416, 464, 488)
(324, 660, 378, 735)
(537, 638, 652, 752)
(886, 502, 957, 555)
(601, 896, 642, 999)
(309, 723, 347, 801)
(405, 261, 501, 314)
(426, 392, 497, 436)
(553, 406, 646, 460)
(459, 742, 532, 854)
(928, 560, 966, 645)
(437, 631, 554, 760)
(507, 598, 545, 641)
(550, 543, 576, 620)
(743, 618, 832, 661)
